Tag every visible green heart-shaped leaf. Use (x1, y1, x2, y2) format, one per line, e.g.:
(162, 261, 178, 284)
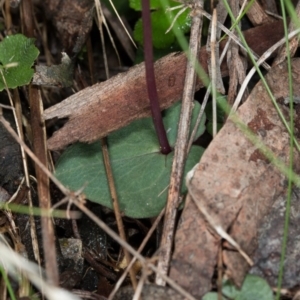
(55, 102, 205, 218)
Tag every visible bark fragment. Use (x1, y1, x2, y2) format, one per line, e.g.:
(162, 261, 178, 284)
(170, 59, 300, 298)
(44, 20, 285, 150)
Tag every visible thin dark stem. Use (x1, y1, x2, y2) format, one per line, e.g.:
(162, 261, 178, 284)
(141, 0, 172, 155)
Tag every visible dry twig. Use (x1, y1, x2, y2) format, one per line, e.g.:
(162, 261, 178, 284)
(156, 0, 204, 286)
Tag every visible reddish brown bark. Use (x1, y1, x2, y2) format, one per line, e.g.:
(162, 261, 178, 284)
(44, 20, 284, 150)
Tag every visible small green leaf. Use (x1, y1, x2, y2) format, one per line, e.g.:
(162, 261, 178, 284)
(202, 292, 225, 300)
(0, 34, 39, 91)
(222, 279, 240, 299)
(203, 275, 273, 300)
(212, 275, 274, 300)
(133, 5, 191, 49)
(130, 0, 161, 10)
(55, 102, 206, 218)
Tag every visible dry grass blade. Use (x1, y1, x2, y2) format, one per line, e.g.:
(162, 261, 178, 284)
(102, 5, 135, 61)
(165, 5, 188, 33)
(210, 5, 219, 137)
(95, 0, 111, 77)
(133, 267, 148, 300)
(206, 0, 227, 137)
(231, 28, 300, 113)
(0, 235, 81, 300)
(188, 4, 269, 68)
(227, 0, 248, 107)
(106, 0, 137, 48)
(187, 1, 235, 151)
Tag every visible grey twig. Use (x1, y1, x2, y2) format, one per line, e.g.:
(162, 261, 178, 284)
(155, 0, 204, 286)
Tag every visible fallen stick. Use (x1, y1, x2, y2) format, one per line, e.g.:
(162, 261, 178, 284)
(44, 20, 284, 150)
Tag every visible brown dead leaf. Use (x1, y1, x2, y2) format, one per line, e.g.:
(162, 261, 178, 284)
(169, 59, 300, 298)
(44, 20, 284, 150)
(43, 0, 94, 55)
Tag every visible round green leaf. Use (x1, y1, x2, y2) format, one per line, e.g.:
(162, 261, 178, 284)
(55, 102, 205, 218)
(0, 34, 39, 90)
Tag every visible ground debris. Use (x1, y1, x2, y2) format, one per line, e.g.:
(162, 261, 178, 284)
(114, 284, 183, 300)
(170, 58, 300, 298)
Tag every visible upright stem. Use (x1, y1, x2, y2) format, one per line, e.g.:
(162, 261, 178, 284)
(141, 0, 172, 155)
